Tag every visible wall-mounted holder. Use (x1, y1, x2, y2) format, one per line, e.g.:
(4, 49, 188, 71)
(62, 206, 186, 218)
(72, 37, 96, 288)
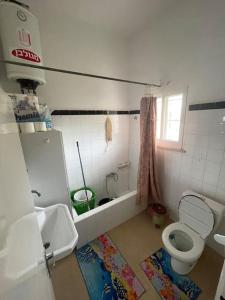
(118, 161, 130, 169)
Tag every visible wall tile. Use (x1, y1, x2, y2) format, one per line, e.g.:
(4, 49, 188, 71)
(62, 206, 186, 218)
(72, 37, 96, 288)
(191, 158, 206, 180)
(53, 115, 130, 203)
(208, 134, 225, 150)
(190, 178, 203, 194)
(202, 183, 217, 199)
(128, 109, 225, 221)
(203, 173, 219, 187)
(216, 188, 225, 204)
(193, 146, 207, 160)
(204, 161, 221, 177)
(207, 149, 224, 164)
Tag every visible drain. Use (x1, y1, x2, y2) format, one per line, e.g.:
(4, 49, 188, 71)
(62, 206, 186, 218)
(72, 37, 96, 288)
(169, 234, 175, 240)
(98, 198, 113, 206)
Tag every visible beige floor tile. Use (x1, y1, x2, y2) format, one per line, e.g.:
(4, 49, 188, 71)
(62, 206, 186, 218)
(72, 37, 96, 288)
(51, 254, 89, 300)
(51, 211, 224, 300)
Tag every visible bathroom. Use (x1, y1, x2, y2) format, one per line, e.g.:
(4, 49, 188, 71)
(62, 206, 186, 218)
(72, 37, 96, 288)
(1, 0, 225, 299)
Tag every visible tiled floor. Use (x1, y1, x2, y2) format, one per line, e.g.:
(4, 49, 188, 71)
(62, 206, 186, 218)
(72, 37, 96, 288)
(51, 211, 224, 300)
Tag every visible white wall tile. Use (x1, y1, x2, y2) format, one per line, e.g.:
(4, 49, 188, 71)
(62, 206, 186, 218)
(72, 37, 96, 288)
(216, 188, 225, 204)
(191, 158, 206, 180)
(207, 149, 224, 164)
(180, 154, 192, 173)
(193, 147, 207, 160)
(202, 183, 217, 199)
(183, 143, 194, 156)
(130, 109, 225, 220)
(128, 109, 225, 227)
(53, 115, 130, 202)
(203, 163, 221, 186)
(196, 135, 209, 148)
(204, 161, 221, 177)
(189, 178, 203, 194)
(208, 134, 225, 150)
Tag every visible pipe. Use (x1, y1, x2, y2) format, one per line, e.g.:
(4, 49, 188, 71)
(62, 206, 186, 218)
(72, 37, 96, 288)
(0, 59, 161, 87)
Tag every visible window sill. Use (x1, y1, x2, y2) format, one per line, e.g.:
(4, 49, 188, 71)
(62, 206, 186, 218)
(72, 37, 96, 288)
(157, 145, 186, 153)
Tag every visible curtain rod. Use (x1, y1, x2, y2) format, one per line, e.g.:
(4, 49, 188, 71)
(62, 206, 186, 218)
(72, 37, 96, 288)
(0, 59, 161, 87)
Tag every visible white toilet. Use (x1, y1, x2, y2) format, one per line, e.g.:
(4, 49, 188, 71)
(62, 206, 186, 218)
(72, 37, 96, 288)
(162, 191, 225, 275)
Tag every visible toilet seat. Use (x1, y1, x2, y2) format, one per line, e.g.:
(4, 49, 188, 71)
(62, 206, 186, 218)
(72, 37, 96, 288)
(162, 222, 205, 263)
(161, 191, 222, 274)
(179, 194, 214, 239)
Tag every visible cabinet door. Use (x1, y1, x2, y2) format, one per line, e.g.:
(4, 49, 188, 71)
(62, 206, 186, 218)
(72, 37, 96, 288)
(20, 131, 70, 208)
(0, 213, 55, 300)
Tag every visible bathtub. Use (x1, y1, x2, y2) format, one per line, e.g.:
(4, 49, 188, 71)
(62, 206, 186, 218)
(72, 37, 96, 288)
(72, 190, 147, 248)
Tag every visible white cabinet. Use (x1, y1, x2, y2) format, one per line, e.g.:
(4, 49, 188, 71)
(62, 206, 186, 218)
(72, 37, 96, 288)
(0, 89, 55, 300)
(20, 130, 70, 208)
(0, 213, 55, 300)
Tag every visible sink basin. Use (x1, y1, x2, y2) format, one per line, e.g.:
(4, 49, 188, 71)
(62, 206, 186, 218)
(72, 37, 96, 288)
(36, 204, 78, 262)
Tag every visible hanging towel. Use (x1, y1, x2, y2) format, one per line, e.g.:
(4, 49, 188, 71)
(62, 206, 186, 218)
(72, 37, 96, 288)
(105, 116, 112, 144)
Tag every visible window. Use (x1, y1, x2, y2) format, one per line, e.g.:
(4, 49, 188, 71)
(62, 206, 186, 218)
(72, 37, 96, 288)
(156, 94, 184, 150)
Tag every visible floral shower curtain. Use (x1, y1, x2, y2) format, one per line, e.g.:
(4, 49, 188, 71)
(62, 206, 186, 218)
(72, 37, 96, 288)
(136, 96, 161, 205)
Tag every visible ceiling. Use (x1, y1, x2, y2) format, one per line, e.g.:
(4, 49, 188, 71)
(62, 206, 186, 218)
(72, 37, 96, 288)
(28, 0, 178, 38)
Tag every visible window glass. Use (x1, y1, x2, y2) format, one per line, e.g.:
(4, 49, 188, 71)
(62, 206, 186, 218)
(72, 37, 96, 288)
(165, 94, 183, 141)
(156, 97, 162, 139)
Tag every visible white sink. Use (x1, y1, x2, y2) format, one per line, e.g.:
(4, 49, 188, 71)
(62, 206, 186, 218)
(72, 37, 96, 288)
(36, 204, 78, 262)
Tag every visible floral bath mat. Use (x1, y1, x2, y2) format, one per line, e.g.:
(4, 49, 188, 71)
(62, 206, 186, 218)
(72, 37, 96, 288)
(140, 248, 201, 300)
(76, 234, 145, 300)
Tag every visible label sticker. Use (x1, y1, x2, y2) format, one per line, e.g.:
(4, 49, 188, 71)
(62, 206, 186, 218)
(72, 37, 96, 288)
(17, 28, 31, 47)
(11, 49, 41, 63)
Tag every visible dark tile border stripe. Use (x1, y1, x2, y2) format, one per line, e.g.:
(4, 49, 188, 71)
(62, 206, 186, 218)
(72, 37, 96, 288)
(51, 110, 140, 116)
(52, 101, 225, 115)
(129, 110, 140, 114)
(189, 101, 225, 111)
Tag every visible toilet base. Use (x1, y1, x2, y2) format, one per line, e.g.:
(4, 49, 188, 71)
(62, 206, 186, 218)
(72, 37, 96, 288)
(171, 257, 197, 275)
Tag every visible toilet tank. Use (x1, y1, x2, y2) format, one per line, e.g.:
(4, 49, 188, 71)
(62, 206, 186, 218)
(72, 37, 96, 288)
(182, 191, 225, 231)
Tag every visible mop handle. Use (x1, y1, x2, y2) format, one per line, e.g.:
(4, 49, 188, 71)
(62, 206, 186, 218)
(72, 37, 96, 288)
(76, 141, 89, 202)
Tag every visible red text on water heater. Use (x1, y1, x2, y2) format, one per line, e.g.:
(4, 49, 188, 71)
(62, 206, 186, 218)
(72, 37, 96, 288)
(12, 49, 41, 63)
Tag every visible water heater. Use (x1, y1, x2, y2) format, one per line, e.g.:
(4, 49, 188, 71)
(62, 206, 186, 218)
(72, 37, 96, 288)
(0, 0, 46, 91)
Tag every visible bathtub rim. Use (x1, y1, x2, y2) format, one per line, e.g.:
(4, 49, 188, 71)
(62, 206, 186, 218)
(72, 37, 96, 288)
(72, 190, 137, 222)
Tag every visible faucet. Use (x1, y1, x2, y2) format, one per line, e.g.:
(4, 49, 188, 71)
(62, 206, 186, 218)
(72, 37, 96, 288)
(31, 190, 41, 197)
(106, 172, 118, 181)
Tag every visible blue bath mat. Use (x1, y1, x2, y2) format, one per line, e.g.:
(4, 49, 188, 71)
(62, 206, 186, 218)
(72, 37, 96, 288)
(76, 234, 145, 300)
(141, 248, 201, 300)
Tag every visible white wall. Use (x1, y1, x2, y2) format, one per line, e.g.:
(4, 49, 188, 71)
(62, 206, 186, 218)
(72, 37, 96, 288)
(53, 114, 130, 204)
(157, 108, 225, 255)
(128, 0, 225, 109)
(0, 3, 131, 209)
(128, 114, 140, 190)
(1, 2, 130, 110)
(37, 20, 129, 110)
(128, 0, 225, 255)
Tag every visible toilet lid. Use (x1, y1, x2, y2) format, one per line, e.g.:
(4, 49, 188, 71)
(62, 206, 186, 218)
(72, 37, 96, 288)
(179, 194, 214, 239)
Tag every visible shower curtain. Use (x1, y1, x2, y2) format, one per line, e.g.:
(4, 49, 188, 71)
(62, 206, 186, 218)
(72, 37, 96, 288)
(137, 96, 161, 205)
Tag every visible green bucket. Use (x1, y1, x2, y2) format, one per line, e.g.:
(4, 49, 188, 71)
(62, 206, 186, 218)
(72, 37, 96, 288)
(70, 187, 96, 215)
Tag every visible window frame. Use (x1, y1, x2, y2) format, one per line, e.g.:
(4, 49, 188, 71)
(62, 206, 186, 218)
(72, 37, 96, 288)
(156, 91, 186, 151)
